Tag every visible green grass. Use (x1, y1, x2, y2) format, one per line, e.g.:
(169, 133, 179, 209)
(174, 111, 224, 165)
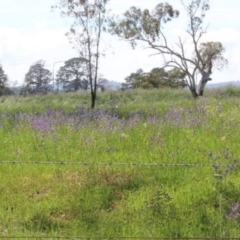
(1, 88, 240, 238)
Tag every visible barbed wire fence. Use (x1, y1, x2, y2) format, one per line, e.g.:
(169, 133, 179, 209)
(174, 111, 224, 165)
(1, 237, 240, 239)
(0, 237, 240, 239)
(0, 161, 236, 167)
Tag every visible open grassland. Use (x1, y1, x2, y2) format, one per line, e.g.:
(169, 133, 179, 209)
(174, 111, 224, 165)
(1, 87, 240, 238)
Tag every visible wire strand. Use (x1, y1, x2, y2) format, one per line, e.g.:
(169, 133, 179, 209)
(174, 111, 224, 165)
(0, 161, 232, 167)
(0, 237, 239, 239)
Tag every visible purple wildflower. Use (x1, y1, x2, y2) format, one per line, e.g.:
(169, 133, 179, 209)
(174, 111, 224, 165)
(226, 203, 240, 221)
(32, 116, 54, 133)
(232, 203, 239, 212)
(212, 163, 220, 170)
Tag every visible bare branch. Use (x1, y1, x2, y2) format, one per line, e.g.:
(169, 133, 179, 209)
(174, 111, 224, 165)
(112, 0, 227, 97)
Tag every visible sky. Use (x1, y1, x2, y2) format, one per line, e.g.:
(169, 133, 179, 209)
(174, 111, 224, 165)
(0, 0, 239, 86)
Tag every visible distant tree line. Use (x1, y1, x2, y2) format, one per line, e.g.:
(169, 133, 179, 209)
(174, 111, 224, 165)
(0, 58, 111, 96)
(122, 68, 187, 90)
(0, 58, 187, 96)
(0, 65, 15, 96)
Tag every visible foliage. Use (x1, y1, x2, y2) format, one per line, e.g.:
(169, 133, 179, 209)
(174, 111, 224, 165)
(111, 3, 179, 48)
(198, 41, 228, 70)
(111, 0, 227, 98)
(1, 87, 15, 96)
(56, 58, 89, 92)
(53, 0, 110, 108)
(123, 67, 187, 89)
(0, 65, 9, 96)
(22, 60, 52, 95)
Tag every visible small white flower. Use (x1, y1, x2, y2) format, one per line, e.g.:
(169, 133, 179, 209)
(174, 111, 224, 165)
(121, 133, 128, 138)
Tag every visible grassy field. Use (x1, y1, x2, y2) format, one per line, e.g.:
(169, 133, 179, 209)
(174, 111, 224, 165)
(1, 87, 240, 238)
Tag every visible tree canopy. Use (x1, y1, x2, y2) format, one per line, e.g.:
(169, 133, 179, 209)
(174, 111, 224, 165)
(56, 58, 89, 92)
(111, 3, 179, 48)
(0, 65, 9, 96)
(23, 60, 52, 95)
(123, 68, 187, 89)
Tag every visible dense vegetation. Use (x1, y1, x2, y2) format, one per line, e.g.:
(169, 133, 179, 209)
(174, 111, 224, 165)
(0, 87, 240, 238)
(122, 68, 187, 90)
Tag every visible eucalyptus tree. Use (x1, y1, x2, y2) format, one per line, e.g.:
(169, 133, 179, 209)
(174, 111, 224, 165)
(53, 0, 110, 108)
(111, 0, 227, 98)
(56, 58, 89, 92)
(23, 60, 52, 94)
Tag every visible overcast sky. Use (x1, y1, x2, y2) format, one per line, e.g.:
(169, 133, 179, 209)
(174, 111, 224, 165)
(0, 0, 239, 86)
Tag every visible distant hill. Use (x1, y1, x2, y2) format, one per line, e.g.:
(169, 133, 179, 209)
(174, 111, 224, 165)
(207, 81, 240, 89)
(9, 81, 240, 94)
(102, 81, 122, 90)
(105, 80, 240, 90)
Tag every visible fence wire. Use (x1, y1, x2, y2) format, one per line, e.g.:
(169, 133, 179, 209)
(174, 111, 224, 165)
(0, 237, 240, 239)
(0, 161, 234, 167)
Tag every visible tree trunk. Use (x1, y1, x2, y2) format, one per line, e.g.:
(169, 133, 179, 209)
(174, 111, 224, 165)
(197, 79, 207, 96)
(197, 72, 212, 96)
(189, 87, 198, 99)
(91, 90, 96, 109)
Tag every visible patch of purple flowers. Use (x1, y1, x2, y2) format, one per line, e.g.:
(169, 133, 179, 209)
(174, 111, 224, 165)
(32, 115, 55, 133)
(226, 203, 240, 221)
(12, 106, 162, 134)
(164, 105, 208, 127)
(165, 107, 183, 126)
